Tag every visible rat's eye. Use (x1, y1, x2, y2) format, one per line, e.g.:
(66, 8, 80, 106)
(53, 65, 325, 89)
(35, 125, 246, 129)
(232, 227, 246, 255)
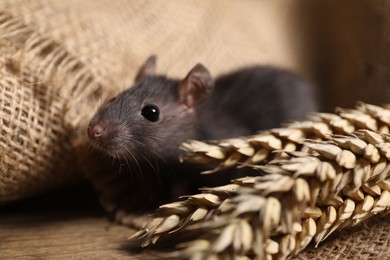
(141, 105, 160, 122)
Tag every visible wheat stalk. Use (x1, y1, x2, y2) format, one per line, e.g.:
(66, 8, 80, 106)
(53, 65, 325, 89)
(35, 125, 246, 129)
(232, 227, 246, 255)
(180, 102, 390, 173)
(131, 103, 390, 259)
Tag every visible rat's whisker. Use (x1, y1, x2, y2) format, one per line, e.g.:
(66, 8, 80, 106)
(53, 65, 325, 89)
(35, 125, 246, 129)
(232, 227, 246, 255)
(121, 144, 142, 175)
(138, 151, 164, 189)
(119, 149, 132, 172)
(130, 139, 170, 167)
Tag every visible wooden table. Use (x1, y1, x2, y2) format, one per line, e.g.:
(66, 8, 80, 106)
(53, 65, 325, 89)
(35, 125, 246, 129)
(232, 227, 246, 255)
(0, 184, 153, 260)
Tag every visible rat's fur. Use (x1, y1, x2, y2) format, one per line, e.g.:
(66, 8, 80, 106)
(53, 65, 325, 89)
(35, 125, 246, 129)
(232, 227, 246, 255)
(88, 56, 318, 212)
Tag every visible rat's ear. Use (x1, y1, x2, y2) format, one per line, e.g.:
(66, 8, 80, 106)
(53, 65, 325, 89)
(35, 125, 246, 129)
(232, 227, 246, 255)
(178, 63, 214, 108)
(134, 55, 157, 82)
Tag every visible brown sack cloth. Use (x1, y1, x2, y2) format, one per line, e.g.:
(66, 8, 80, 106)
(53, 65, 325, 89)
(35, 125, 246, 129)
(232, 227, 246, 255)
(2, 0, 390, 204)
(0, 0, 311, 204)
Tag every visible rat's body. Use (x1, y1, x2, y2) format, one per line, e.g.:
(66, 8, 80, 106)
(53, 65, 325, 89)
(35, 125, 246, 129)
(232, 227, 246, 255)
(196, 66, 317, 140)
(88, 56, 318, 212)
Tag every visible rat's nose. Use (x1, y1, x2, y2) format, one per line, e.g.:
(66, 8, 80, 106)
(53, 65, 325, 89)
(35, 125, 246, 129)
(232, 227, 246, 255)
(88, 123, 106, 140)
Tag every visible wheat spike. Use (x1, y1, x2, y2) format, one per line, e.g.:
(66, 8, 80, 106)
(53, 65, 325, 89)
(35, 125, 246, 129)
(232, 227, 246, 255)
(180, 102, 389, 173)
(131, 103, 390, 259)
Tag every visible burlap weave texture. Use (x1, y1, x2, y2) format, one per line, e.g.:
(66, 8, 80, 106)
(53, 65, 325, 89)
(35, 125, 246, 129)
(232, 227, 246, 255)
(0, 0, 304, 203)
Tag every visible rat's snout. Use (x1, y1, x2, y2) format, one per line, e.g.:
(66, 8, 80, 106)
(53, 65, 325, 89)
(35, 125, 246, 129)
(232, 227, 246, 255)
(88, 122, 107, 141)
(87, 118, 130, 159)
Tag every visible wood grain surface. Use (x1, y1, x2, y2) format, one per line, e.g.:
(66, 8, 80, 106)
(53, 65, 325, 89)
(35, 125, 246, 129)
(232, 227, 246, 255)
(0, 184, 155, 260)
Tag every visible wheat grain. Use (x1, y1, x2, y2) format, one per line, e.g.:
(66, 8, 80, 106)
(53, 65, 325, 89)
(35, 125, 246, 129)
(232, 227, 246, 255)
(131, 103, 390, 259)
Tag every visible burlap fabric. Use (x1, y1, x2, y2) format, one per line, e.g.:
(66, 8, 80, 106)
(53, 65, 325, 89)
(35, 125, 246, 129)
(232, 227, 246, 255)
(0, 0, 389, 259)
(295, 214, 390, 259)
(0, 0, 308, 204)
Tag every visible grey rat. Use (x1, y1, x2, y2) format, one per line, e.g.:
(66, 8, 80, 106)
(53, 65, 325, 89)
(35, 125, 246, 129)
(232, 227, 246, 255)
(87, 56, 318, 212)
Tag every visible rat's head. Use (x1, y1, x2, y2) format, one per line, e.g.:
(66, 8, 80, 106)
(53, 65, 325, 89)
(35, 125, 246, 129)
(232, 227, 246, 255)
(87, 56, 214, 161)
